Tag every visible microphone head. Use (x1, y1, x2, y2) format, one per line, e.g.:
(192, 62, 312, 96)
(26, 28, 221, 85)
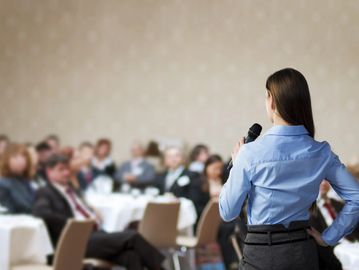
(247, 123, 262, 142)
(249, 123, 262, 136)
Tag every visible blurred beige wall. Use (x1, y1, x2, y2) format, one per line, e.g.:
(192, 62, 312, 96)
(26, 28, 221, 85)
(0, 0, 358, 162)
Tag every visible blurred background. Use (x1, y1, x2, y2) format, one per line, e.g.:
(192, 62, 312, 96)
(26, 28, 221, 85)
(0, 0, 358, 163)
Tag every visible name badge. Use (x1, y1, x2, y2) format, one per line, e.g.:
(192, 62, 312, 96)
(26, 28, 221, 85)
(177, 176, 190, 187)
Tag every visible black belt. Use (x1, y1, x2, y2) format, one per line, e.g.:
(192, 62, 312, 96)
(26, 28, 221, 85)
(244, 236, 312, 246)
(245, 226, 311, 246)
(247, 226, 310, 234)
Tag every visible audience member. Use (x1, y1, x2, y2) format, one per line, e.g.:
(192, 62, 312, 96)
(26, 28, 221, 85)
(313, 180, 359, 241)
(45, 134, 61, 153)
(145, 140, 163, 171)
(0, 144, 36, 213)
(154, 146, 199, 201)
(92, 138, 116, 178)
(76, 142, 96, 191)
(32, 154, 165, 270)
(309, 180, 349, 270)
(115, 141, 155, 188)
(27, 144, 46, 189)
(36, 141, 54, 182)
(60, 146, 83, 192)
(192, 154, 239, 270)
(188, 144, 209, 173)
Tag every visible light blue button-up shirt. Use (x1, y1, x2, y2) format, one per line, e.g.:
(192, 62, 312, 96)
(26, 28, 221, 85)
(219, 125, 359, 245)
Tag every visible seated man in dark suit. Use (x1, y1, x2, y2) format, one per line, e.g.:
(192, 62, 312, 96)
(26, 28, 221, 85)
(155, 146, 199, 200)
(310, 180, 359, 270)
(32, 154, 164, 270)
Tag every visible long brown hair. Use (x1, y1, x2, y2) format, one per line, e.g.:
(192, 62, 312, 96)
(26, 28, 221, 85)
(95, 138, 112, 157)
(189, 144, 209, 162)
(201, 154, 223, 193)
(266, 68, 315, 138)
(267, 68, 317, 213)
(0, 143, 33, 179)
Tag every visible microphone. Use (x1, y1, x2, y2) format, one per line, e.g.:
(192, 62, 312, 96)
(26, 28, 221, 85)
(244, 123, 262, 144)
(226, 123, 262, 170)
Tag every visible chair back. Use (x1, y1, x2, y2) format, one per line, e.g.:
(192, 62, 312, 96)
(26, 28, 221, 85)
(53, 219, 94, 270)
(139, 201, 180, 248)
(231, 234, 243, 260)
(196, 199, 221, 245)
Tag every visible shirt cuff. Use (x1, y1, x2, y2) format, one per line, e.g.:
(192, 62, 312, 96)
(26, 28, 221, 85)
(322, 231, 338, 246)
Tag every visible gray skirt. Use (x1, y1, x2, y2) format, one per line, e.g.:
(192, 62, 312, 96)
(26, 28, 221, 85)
(241, 220, 319, 270)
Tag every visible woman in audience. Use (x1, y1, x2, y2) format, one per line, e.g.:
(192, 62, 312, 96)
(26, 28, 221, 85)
(0, 144, 36, 214)
(59, 146, 85, 193)
(92, 138, 116, 178)
(145, 140, 163, 172)
(188, 144, 210, 173)
(193, 154, 224, 215)
(193, 154, 239, 270)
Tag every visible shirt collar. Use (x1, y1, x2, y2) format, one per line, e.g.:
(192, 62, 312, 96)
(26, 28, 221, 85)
(168, 166, 184, 177)
(131, 158, 144, 165)
(92, 157, 113, 169)
(51, 182, 68, 196)
(264, 125, 309, 136)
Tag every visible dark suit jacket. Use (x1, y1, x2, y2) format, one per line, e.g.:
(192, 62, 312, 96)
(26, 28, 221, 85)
(0, 177, 35, 214)
(32, 184, 79, 246)
(192, 183, 210, 219)
(191, 175, 229, 218)
(155, 168, 200, 201)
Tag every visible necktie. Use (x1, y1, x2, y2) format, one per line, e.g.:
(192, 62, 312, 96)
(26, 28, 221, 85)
(323, 201, 336, 220)
(84, 171, 93, 184)
(65, 187, 91, 219)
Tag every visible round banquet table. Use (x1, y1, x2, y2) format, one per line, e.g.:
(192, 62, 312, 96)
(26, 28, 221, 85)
(85, 193, 198, 232)
(334, 242, 359, 270)
(85, 192, 198, 269)
(0, 215, 53, 270)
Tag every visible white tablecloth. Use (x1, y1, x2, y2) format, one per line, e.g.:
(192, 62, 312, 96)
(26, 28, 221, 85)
(334, 242, 359, 270)
(85, 193, 197, 269)
(85, 193, 197, 232)
(0, 215, 53, 270)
